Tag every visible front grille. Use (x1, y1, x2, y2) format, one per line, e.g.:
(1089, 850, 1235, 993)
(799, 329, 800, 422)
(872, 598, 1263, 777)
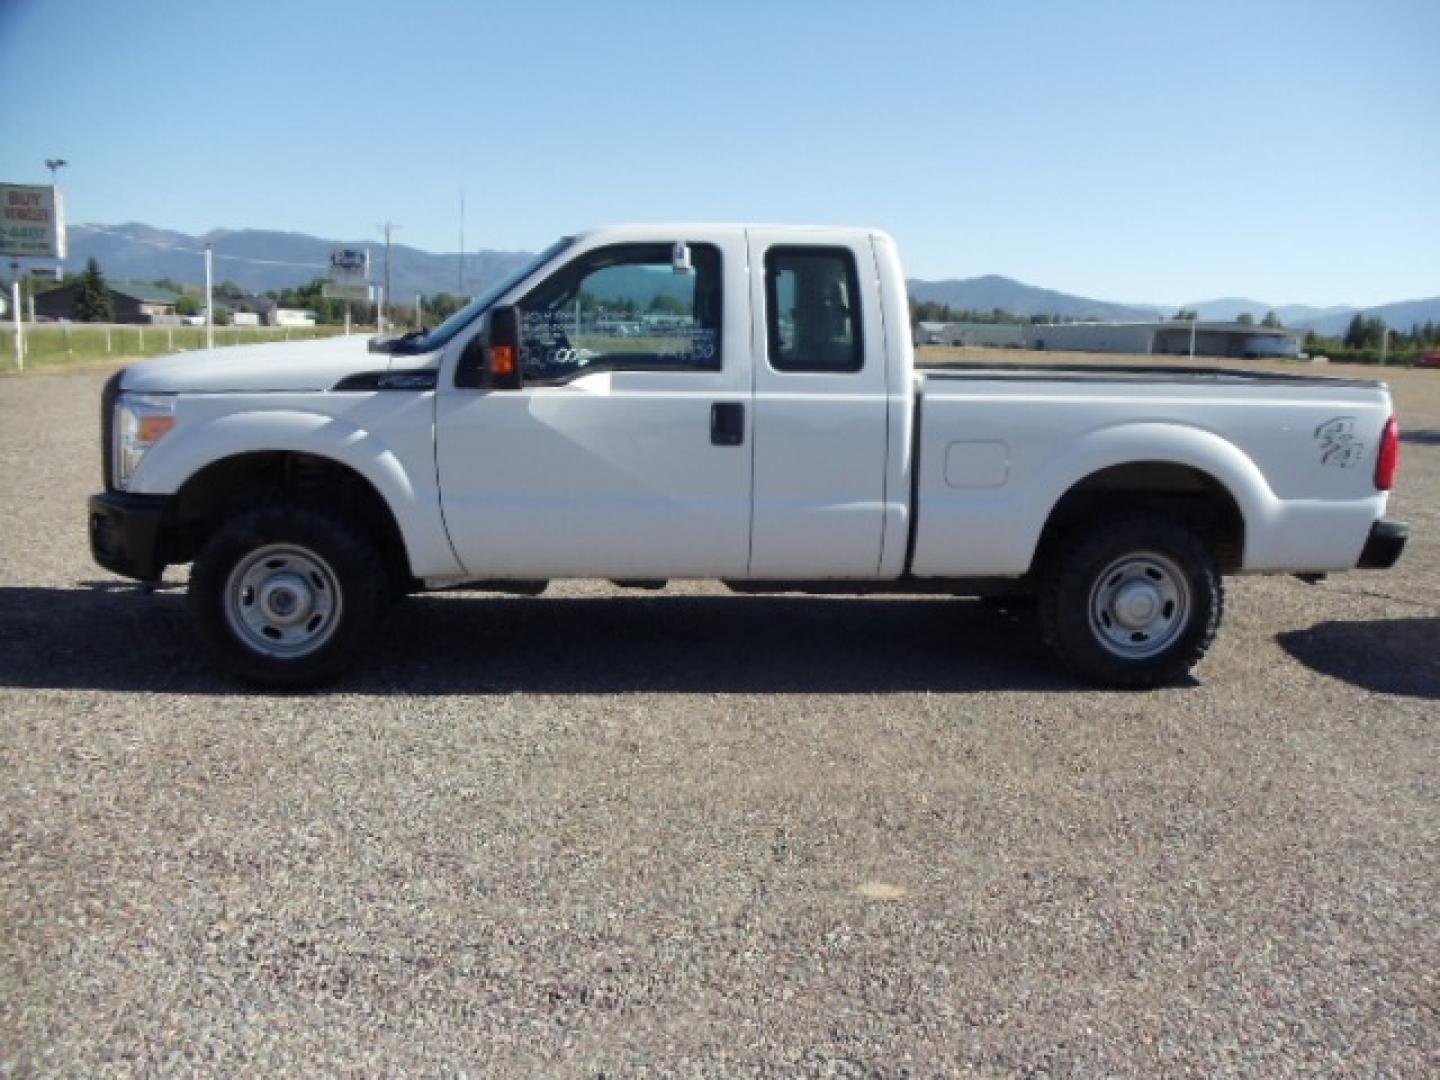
(100, 369, 123, 491)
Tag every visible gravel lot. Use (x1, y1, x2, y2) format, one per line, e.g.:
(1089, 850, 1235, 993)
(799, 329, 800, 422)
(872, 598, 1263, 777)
(2, 362, 1436, 1076)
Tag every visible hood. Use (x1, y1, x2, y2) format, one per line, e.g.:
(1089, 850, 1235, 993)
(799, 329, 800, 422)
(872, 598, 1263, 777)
(119, 335, 437, 393)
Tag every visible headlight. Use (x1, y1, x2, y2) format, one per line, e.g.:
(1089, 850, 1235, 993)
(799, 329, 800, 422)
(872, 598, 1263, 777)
(114, 393, 177, 490)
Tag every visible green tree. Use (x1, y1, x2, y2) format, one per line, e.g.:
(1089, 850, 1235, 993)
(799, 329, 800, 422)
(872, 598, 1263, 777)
(1236, 311, 1256, 326)
(648, 294, 687, 316)
(269, 277, 345, 324)
(1261, 310, 1282, 328)
(175, 294, 201, 317)
(75, 257, 115, 322)
(426, 292, 467, 324)
(1173, 308, 1198, 321)
(1343, 313, 1366, 349)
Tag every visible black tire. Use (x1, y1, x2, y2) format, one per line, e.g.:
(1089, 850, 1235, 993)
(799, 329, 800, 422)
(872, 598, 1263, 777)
(1040, 513, 1222, 688)
(189, 503, 389, 689)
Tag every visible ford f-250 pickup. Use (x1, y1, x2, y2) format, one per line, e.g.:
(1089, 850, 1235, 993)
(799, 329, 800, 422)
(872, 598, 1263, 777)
(88, 224, 1407, 688)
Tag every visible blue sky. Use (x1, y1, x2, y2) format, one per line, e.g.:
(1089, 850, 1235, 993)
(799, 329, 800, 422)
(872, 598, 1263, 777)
(1, 0, 1435, 306)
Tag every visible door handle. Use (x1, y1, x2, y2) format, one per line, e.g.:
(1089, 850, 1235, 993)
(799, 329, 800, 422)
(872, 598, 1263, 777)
(710, 401, 745, 446)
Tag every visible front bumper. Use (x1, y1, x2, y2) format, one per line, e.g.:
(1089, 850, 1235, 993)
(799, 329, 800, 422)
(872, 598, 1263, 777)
(88, 491, 171, 581)
(1356, 519, 1409, 570)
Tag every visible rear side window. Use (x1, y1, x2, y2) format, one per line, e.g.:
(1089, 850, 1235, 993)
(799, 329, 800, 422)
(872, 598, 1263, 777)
(765, 247, 863, 373)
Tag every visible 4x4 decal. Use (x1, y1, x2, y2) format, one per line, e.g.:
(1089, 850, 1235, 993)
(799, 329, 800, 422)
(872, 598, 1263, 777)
(1315, 416, 1364, 468)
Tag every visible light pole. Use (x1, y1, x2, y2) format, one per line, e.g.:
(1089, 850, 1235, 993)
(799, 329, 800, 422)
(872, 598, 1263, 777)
(44, 158, 67, 281)
(9, 259, 23, 370)
(1379, 324, 1390, 367)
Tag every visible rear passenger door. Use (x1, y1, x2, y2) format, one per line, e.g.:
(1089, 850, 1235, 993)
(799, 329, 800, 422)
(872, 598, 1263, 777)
(745, 231, 891, 577)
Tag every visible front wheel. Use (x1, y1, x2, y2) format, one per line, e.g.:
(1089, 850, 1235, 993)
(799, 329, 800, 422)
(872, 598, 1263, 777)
(189, 504, 389, 688)
(1040, 513, 1222, 688)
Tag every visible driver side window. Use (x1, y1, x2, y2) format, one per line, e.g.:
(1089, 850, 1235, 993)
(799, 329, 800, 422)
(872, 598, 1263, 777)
(517, 243, 722, 383)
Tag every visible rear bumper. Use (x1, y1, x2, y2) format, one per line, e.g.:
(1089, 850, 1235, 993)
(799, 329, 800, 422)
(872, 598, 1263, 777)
(1356, 519, 1408, 570)
(88, 491, 171, 582)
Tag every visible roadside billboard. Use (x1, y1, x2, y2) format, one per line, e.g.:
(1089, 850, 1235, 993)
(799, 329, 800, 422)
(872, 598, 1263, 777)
(321, 282, 374, 302)
(329, 247, 369, 280)
(0, 184, 66, 259)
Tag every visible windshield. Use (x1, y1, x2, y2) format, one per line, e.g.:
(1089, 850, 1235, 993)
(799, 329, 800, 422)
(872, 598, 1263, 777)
(391, 236, 574, 354)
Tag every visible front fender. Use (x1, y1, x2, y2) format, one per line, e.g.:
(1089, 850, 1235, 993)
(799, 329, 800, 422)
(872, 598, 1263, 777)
(130, 406, 464, 580)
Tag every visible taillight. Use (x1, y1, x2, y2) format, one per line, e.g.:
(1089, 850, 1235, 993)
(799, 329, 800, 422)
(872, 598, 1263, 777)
(1375, 417, 1400, 491)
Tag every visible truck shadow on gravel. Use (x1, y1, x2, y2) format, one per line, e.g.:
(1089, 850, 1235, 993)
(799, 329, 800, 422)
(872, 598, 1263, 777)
(1399, 428, 1440, 446)
(0, 585, 1091, 695)
(1277, 617, 1440, 699)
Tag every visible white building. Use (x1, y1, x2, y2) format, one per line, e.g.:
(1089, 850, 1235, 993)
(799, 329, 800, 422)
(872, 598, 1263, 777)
(913, 321, 1026, 348)
(268, 308, 317, 328)
(1024, 320, 1304, 359)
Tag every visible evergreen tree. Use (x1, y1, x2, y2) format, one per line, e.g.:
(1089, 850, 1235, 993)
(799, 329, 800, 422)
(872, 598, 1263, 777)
(1260, 310, 1282, 328)
(75, 257, 115, 322)
(1343, 312, 1366, 349)
(1236, 311, 1255, 326)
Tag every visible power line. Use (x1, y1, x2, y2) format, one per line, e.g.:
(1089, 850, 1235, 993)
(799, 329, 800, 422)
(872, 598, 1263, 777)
(70, 223, 329, 270)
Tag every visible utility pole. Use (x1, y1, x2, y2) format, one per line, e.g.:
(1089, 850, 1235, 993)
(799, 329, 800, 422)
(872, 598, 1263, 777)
(379, 222, 398, 331)
(458, 188, 465, 295)
(1189, 314, 1197, 360)
(44, 158, 67, 281)
(1379, 324, 1390, 367)
(204, 243, 214, 351)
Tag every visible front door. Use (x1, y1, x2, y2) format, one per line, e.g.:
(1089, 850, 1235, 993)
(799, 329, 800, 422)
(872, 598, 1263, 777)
(435, 235, 753, 579)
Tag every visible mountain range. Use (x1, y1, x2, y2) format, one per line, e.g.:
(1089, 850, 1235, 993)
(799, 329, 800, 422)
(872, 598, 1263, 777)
(65, 223, 1440, 335)
(1187, 297, 1440, 337)
(908, 275, 1163, 322)
(67, 222, 535, 303)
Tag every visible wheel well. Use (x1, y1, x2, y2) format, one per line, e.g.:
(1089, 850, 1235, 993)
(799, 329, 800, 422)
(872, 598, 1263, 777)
(1035, 462, 1245, 573)
(167, 452, 414, 587)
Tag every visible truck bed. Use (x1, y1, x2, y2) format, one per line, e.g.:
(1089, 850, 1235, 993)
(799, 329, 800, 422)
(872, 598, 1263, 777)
(908, 361, 1394, 579)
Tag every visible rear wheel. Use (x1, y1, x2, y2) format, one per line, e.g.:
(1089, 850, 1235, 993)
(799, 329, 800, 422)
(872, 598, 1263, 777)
(1041, 513, 1222, 688)
(189, 504, 389, 688)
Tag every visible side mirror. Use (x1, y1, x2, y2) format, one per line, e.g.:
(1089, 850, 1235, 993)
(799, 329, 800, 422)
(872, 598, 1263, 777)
(457, 305, 523, 389)
(486, 305, 523, 390)
(672, 241, 693, 275)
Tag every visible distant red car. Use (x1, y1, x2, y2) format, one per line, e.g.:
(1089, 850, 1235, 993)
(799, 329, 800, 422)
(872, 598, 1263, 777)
(1417, 351, 1440, 368)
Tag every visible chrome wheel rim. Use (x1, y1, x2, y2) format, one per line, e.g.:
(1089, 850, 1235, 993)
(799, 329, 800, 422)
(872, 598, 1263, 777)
(1087, 552, 1190, 660)
(224, 543, 343, 658)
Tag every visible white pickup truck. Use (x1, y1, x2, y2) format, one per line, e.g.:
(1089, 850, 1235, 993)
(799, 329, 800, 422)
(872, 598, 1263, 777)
(89, 224, 1407, 688)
